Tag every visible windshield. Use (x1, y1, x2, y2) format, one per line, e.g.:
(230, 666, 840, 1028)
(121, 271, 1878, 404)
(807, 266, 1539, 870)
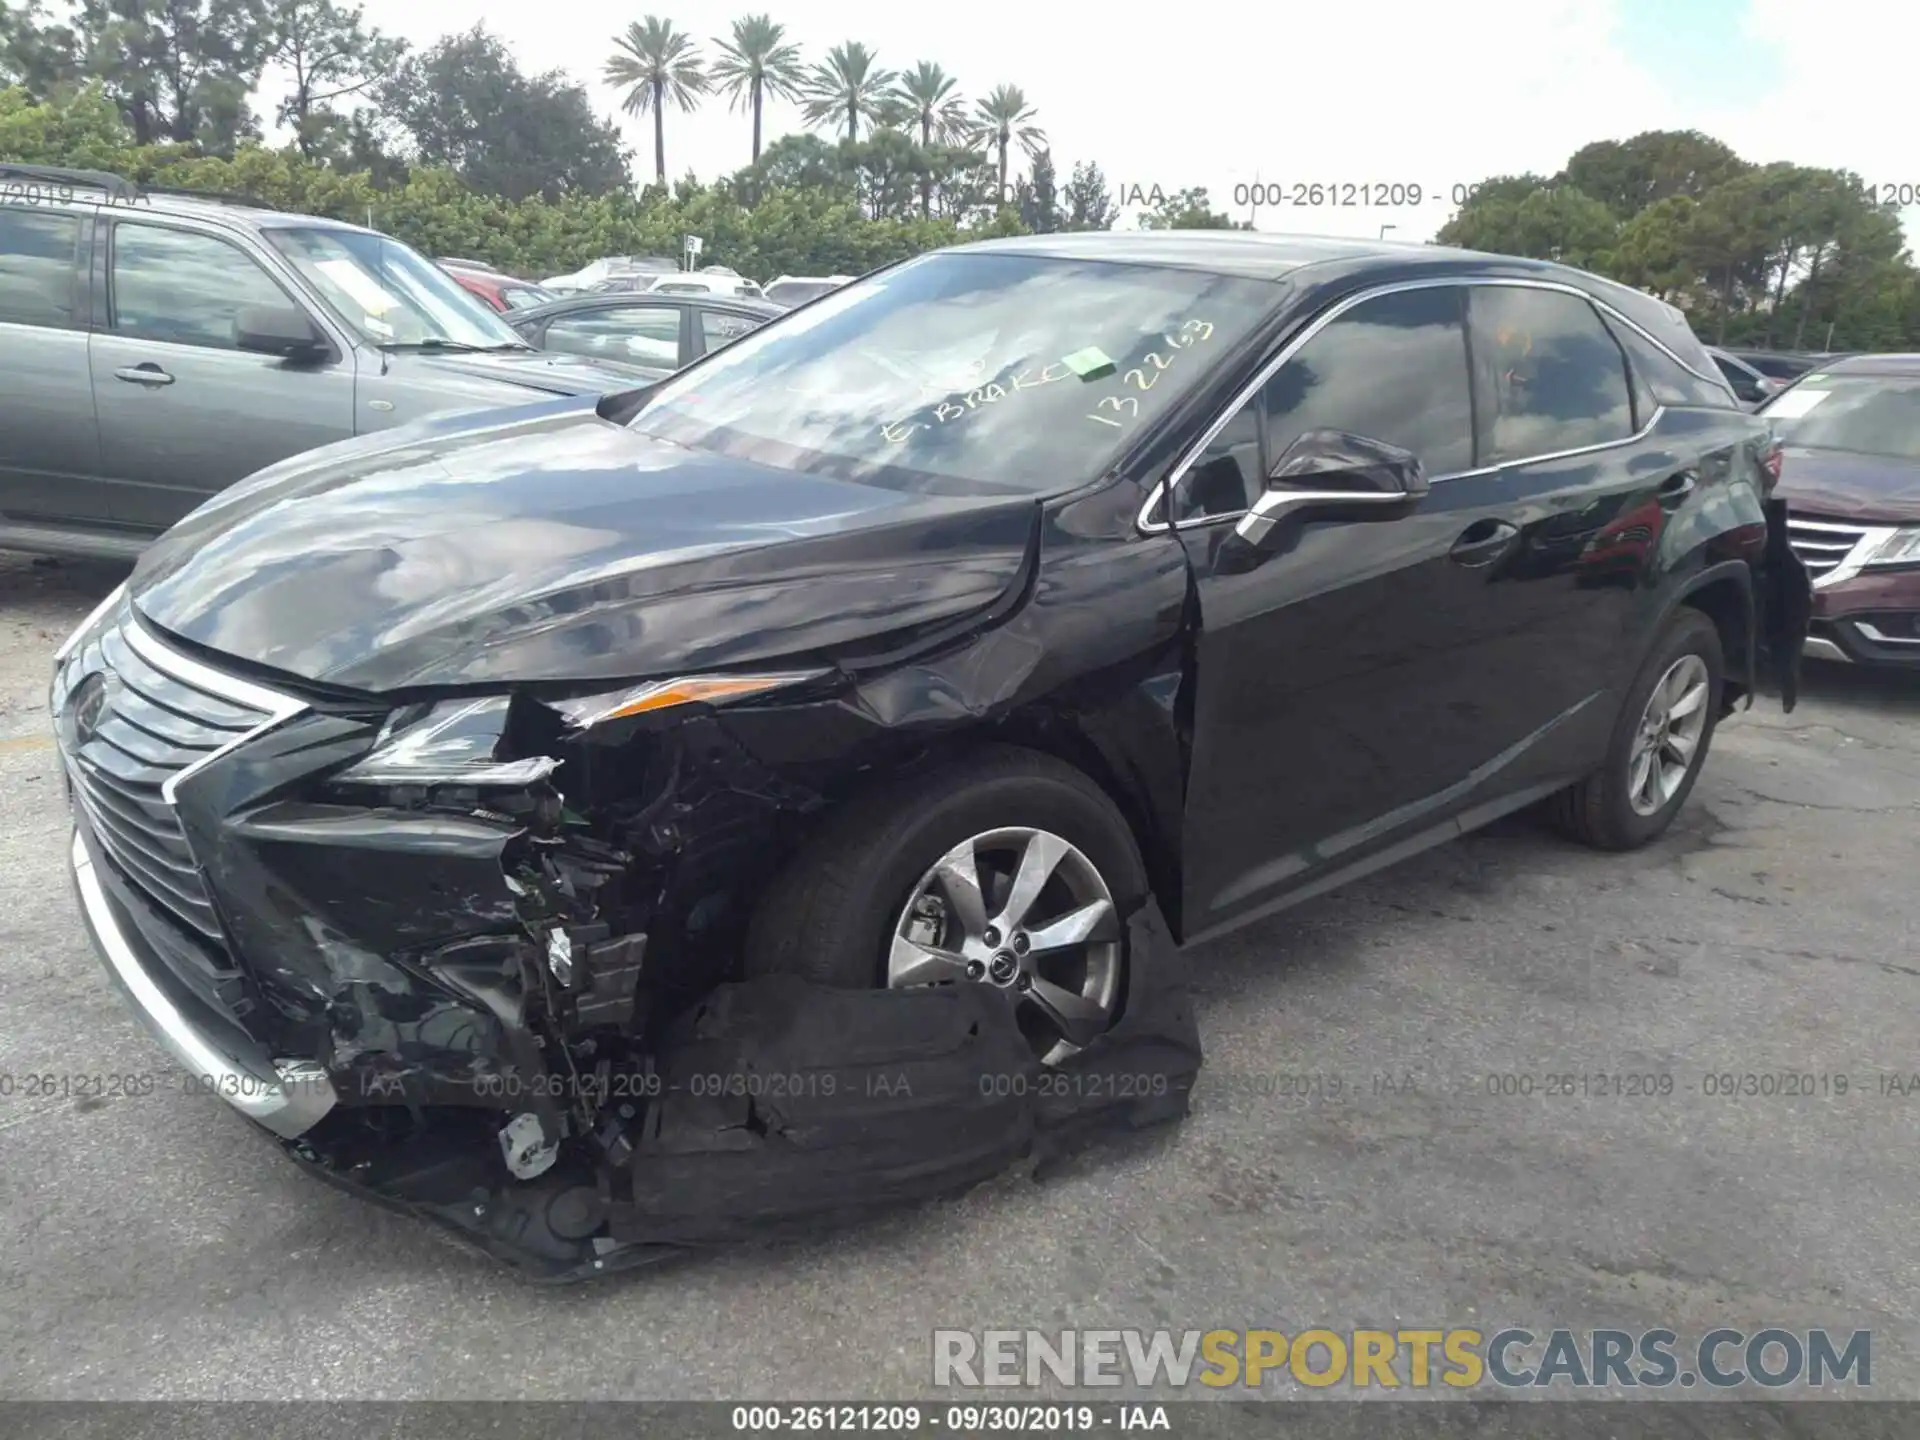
(265, 227, 528, 349)
(628, 252, 1278, 494)
(1764, 374, 1920, 460)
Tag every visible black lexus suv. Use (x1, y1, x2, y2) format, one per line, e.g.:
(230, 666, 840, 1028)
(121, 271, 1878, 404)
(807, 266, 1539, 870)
(52, 232, 1810, 1273)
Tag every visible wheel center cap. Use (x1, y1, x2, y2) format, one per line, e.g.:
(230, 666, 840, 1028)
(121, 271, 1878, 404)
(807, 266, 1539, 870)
(986, 951, 1020, 986)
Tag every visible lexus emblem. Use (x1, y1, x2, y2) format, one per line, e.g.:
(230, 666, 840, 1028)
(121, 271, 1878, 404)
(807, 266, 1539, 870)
(70, 673, 108, 744)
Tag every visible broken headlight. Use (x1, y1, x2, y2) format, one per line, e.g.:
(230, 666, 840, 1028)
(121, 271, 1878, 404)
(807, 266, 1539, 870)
(551, 671, 825, 730)
(332, 695, 557, 788)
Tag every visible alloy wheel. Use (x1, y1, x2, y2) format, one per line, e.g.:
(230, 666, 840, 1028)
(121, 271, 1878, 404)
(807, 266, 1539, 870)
(1627, 653, 1711, 817)
(889, 826, 1122, 1064)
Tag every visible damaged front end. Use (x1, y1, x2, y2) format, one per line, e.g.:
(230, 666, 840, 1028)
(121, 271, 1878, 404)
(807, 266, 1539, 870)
(52, 596, 1200, 1280)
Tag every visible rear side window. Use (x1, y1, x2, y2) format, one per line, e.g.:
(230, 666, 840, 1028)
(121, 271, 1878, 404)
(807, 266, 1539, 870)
(545, 304, 683, 368)
(1599, 313, 1736, 411)
(0, 207, 82, 328)
(700, 309, 758, 352)
(1468, 286, 1634, 465)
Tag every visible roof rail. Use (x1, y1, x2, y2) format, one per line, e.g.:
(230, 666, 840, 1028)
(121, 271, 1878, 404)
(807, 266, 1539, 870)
(139, 184, 279, 212)
(0, 164, 280, 213)
(0, 162, 142, 204)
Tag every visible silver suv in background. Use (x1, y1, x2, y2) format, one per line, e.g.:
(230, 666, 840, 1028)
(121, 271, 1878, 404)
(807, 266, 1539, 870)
(0, 164, 656, 559)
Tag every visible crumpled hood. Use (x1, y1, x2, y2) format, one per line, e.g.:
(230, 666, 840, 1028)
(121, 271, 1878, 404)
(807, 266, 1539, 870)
(1777, 447, 1920, 525)
(410, 347, 660, 395)
(129, 398, 1038, 693)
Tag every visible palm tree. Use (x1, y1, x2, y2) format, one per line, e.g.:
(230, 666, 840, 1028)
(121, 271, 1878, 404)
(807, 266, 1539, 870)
(604, 17, 709, 187)
(800, 41, 896, 143)
(890, 61, 968, 147)
(709, 14, 805, 165)
(888, 60, 968, 218)
(973, 84, 1045, 201)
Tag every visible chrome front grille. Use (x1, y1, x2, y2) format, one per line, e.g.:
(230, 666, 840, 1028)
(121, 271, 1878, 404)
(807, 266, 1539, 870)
(59, 614, 300, 944)
(1784, 515, 1874, 582)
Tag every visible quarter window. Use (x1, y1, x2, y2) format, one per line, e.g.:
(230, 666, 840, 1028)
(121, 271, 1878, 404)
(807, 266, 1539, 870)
(109, 223, 294, 351)
(699, 309, 758, 352)
(1468, 286, 1634, 465)
(1171, 285, 1475, 522)
(545, 305, 682, 368)
(1599, 313, 1734, 412)
(0, 207, 82, 328)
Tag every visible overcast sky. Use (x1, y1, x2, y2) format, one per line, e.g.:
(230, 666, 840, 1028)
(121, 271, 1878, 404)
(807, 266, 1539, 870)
(272, 0, 1920, 243)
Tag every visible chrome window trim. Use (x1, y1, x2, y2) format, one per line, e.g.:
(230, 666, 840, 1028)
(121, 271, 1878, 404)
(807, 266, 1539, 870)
(120, 613, 308, 804)
(1138, 274, 1709, 535)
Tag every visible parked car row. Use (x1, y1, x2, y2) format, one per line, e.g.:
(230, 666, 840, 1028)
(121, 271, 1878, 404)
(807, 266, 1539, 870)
(0, 164, 656, 556)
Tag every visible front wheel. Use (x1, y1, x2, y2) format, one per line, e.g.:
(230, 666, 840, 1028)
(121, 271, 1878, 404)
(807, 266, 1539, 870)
(1548, 608, 1725, 850)
(743, 746, 1149, 1064)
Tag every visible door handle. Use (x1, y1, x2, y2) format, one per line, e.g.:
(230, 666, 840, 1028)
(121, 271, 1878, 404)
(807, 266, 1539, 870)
(1657, 471, 1697, 508)
(1450, 518, 1520, 568)
(114, 364, 174, 386)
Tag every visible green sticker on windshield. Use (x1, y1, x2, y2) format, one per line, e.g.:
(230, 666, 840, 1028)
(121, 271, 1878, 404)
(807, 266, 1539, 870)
(1804, 373, 1827, 383)
(1061, 346, 1116, 380)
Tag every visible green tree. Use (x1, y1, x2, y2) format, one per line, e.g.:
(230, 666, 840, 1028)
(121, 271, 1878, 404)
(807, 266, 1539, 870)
(1060, 159, 1116, 231)
(266, 0, 405, 160)
(972, 82, 1042, 200)
(887, 60, 967, 216)
(1137, 185, 1241, 230)
(1680, 170, 1776, 341)
(1608, 195, 1696, 300)
(0, 80, 128, 164)
(801, 40, 893, 143)
(382, 26, 631, 201)
(1016, 147, 1058, 232)
(737, 130, 844, 195)
(1, 0, 83, 97)
(1436, 183, 1618, 269)
(1560, 130, 1749, 219)
(707, 14, 800, 167)
(605, 16, 707, 189)
(75, 0, 274, 152)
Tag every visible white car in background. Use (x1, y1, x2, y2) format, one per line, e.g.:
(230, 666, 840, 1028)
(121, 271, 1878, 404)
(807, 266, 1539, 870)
(643, 268, 767, 300)
(764, 274, 857, 308)
(541, 254, 680, 294)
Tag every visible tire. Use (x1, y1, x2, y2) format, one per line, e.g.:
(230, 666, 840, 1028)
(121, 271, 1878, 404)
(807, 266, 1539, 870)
(743, 745, 1149, 1063)
(1547, 608, 1724, 850)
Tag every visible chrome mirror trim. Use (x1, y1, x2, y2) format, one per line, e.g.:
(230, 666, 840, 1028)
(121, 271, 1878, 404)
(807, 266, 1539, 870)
(1233, 488, 1410, 547)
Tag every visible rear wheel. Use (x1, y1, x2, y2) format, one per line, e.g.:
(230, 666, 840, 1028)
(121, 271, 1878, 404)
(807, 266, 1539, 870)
(743, 747, 1148, 1064)
(1548, 609, 1724, 850)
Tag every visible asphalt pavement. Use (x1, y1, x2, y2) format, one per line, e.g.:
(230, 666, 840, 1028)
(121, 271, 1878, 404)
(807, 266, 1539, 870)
(3, 549, 1918, 1403)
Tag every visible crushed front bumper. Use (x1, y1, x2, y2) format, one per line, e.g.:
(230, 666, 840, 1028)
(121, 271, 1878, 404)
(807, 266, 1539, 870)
(68, 823, 337, 1138)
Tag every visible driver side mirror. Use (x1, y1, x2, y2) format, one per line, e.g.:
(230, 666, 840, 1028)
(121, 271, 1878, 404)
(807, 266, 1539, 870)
(1232, 429, 1430, 548)
(235, 304, 328, 362)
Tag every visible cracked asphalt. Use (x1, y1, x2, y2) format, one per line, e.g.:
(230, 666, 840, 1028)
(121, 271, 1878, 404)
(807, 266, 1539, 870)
(3, 549, 1918, 1405)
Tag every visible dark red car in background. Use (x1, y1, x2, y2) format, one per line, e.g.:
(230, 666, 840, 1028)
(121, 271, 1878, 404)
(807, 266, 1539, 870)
(1763, 355, 1920, 667)
(437, 258, 556, 313)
